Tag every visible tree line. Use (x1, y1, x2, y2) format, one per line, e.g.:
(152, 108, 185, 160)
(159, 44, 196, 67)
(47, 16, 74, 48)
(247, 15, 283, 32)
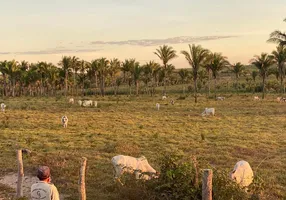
(0, 18, 285, 101)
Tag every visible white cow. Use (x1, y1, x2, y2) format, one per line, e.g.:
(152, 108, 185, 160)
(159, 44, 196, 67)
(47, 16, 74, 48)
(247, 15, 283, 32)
(230, 160, 254, 187)
(82, 100, 93, 107)
(156, 103, 160, 111)
(78, 100, 83, 106)
(94, 101, 98, 107)
(280, 97, 286, 102)
(277, 97, 281, 102)
(1, 103, 6, 112)
(61, 116, 68, 128)
(216, 96, 225, 101)
(111, 155, 158, 185)
(162, 95, 167, 100)
(254, 96, 260, 100)
(69, 98, 74, 104)
(201, 108, 215, 116)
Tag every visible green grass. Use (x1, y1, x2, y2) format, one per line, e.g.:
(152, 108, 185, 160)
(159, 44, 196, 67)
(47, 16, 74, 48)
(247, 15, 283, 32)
(0, 94, 285, 199)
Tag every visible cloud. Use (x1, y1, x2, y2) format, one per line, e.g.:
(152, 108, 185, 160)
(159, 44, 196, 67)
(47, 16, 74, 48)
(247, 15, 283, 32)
(0, 48, 101, 55)
(90, 35, 236, 46)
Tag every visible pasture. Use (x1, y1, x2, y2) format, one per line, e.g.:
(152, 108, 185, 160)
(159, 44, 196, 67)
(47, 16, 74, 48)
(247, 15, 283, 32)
(0, 94, 285, 200)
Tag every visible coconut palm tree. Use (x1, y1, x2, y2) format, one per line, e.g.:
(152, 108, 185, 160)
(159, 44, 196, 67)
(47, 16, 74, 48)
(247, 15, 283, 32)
(178, 68, 189, 95)
(97, 58, 110, 96)
(58, 56, 72, 96)
(230, 62, 245, 91)
(143, 61, 161, 96)
(71, 56, 80, 96)
(267, 18, 286, 47)
(0, 60, 9, 97)
(181, 44, 209, 102)
(208, 53, 230, 98)
(6, 60, 20, 97)
(154, 45, 177, 95)
(250, 53, 275, 99)
(271, 46, 286, 93)
(130, 61, 142, 96)
(109, 58, 121, 95)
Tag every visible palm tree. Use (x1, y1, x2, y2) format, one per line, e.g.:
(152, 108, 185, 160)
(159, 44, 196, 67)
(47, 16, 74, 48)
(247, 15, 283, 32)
(250, 53, 275, 99)
(58, 56, 72, 96)
(267, 18, 286, 47)
(143, 61, 161, 96)
(178, 68, 189, 95)
(208, 53, 230, 98)
(109, 58, 121, 95)
(181, 44, 209, 102)
(0, 60, 8, 97)
(230, 62, 245, 91)
(78, 60, 89, 95)
(71, 56, 80, 96)
(97, 58, 110, 96)
(271, 46, 286, 93)
(131, 61, 142, 96)
(154, 45, 177, 95)
(6, 60, 20, 97)
(122, 59, 134, 95)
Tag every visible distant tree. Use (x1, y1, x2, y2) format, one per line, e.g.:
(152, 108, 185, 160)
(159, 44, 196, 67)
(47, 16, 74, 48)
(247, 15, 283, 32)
(71, 56, 80, 96)
(6, 60, 20, 97)
(109, 58, 121, 95)
(154, 45, 177, 95)
(267, 18, 286, 47)
(97, 58, 110, 96)
(252, 71, 258, 82)
(0, 60, 8, 97)
(178, 68, 189, 95)
(230, 62, 245, 91)
(58, 56, 72, 96)
(143, 61, 161, 96)
(181, 44, 209, 102)
(271, 46, 286, 93)
(250, 53, 275, 99)
(208, 53, 229, 98)
(131, 61, 142, 96)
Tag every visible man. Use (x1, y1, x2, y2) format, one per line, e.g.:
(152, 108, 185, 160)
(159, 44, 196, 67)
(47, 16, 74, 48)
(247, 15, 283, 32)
(31, 166, 60, 200)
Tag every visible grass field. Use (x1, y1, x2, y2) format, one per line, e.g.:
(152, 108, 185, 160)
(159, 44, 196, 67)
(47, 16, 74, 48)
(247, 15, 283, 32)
(0, 94, 285, 200)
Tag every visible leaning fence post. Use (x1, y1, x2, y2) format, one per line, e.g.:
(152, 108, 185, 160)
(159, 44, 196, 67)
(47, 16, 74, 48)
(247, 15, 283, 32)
(202, 169, 212, 200)
(16, 149, 24, 198)
(191, 156, 199, 188)
(79, 157, 87, 200)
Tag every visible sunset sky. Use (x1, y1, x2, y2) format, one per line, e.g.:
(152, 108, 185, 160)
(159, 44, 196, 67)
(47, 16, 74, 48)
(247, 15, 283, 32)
(0, 0, 285, 67)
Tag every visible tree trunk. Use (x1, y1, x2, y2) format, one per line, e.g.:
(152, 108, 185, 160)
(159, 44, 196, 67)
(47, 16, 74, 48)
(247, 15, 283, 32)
(262, 76, 265, 99)
(208, 71, 211, 98)
(2, 74, 7, 97)
(136, 80, 139, 96)
(214, 78, 217, 99)
(65, 71, 68, 96)
(194, 77, 198, 103)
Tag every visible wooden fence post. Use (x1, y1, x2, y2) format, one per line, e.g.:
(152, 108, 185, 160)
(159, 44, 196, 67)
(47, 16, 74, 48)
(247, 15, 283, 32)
(16, 149, 24, 198)
(191, 156, 199, 188)
(79, 157, 87, 200)
(202, 169, 212, 200)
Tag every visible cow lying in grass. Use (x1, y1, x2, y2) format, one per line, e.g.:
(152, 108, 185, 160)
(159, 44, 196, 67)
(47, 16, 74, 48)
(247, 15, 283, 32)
(201, 108, 215, 116)
(61, 116, 68, 128)
(111, 155, 159, 185)
(216, 96, 225, 101)
(230, 160, 253, 187)
(254, 96, 260, 100)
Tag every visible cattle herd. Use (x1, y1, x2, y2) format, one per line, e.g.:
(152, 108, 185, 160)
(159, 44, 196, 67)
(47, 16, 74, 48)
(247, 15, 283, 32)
(0, 95, 284, 190)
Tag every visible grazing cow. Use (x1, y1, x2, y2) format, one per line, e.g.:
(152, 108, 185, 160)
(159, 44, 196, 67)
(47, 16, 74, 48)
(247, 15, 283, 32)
(201, 108, 215, 116)
(69, 98, 74, 104)
(78, 100, 83, 106)
(156, 103, 160, 111)
(254, 96, 260, 100)
(170, 99, 175, 105)
(94, 101, 98, 107)
(82, 100, 93, 107)
(230, 160, 254, 187)
(216, 96, 225, 101)
(1, 103, 6, 112)
(61, 116, 68, 128)
(111, 155, 158, 185)
(277, 97, 281, 102)
(162, 95, 167, 100)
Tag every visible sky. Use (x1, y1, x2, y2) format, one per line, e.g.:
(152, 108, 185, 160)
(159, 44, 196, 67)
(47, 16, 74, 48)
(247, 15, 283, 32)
(0, 0, 285, 68)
